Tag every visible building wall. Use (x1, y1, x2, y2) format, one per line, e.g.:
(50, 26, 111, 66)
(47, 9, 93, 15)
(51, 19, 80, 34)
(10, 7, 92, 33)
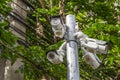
(4, 0, 27, 80)
(0, 59, 6, 80)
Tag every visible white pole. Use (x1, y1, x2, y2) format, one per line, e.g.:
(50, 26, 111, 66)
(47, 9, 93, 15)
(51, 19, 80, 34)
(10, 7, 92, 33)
(66, 14, 80, 80)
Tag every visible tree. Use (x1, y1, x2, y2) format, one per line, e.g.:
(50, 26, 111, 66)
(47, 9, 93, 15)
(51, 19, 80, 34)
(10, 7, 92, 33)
(0, 0, 120, 80)
(25, 0, 120, 80)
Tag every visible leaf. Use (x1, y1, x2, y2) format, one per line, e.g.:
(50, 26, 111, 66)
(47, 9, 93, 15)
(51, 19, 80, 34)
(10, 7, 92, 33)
(0, 22, 8, 27)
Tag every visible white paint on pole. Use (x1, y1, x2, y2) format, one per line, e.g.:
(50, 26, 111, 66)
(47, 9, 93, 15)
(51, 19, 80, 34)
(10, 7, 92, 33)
(66, 14, 80, 80)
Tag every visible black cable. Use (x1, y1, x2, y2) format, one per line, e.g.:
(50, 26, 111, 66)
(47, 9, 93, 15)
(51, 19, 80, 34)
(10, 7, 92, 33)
(8, 13, 28, 28)
(9, 24, 50, 47)
(9, 25, 29, 47)
(21, 0, 35, 10)
(0, 40, 40, 71)
(67, 40, 78, 44)
(17, 38, 29, 47)
(12, 1, 28, 12)
(9, 25, 26, 38)
(12, 10, 26, 20)
(8, 12, 37, 33)
(7, 7, 54, 45)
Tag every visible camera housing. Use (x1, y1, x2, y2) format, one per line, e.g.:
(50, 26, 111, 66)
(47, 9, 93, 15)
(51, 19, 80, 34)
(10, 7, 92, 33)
(84, 38, 108, 54)
(82, 47, 101, 69)
(46, 50, 64, 64)
(83, 52, 100, 69)
(50, 15, 66, 38)
(46, 42, 66, 64)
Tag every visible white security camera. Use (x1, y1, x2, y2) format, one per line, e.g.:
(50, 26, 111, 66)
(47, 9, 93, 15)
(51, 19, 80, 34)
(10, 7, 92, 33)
(46, 50, 65, 64)
(50, 15, 66, 38)
(46, 42, 66, 64)
(86, 38, 107, 45)
(74, 31, 108, 54)
(82, 47, 101, 69)
(84, 38, 108, 54)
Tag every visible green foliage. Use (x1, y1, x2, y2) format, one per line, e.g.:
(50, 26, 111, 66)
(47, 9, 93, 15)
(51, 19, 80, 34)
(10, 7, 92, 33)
(0, 21, 18, 65)
(13, 45, 67, 80)
(1, 0, 120, 80)
(0, 26, 18, 45)
(23, 0, 120, 80)
(0, 0, 12, 14)
(79, 20, 120, 79)
(0, 0, 19, 67)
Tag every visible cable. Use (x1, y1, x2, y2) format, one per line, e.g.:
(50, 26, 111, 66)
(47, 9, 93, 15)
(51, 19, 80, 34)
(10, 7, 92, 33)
(8, 13, 28, 28)
(9, 25, 26, 38)
(21, 0, 35, 10)
(17, 38, 29, 47)
(12, 10, 26, 20)
(0, 40, 40, 71)
(12, 1, 28, 12)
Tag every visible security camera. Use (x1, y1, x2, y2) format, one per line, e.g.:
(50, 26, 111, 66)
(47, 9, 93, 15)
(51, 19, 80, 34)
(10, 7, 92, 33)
(46, 50, 64, 64)
(82, 47, 101, 69)
(74, 31, 108, 54)
(84, 38, 108, 54)
(46, 42, 66, 64)
(50, 15, 66, 38)
(86, 38, 107, 45)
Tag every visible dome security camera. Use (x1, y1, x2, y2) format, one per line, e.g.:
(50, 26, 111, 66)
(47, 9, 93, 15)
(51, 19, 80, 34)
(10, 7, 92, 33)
(46, 42, 66, 64)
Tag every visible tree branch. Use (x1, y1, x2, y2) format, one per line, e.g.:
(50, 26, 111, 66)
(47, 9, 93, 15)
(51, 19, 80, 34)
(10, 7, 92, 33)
(38, 0, 50, 22)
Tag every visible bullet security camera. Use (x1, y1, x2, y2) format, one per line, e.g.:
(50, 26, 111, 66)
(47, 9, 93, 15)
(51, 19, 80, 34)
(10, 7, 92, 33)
(50, 15, 66, 38)
(82, 47, 101, 69)
(85, 38, 108, 54)
(86, 38, 107, 45)
(46, 42, 66, 64)
(74, 31, 108, 54)
(46, 50, 64, 64)
(83, 53, 101, 69)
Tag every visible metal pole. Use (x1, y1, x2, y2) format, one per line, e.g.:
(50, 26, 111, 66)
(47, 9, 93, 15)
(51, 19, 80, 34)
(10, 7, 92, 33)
(66, 14, 80, 80)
